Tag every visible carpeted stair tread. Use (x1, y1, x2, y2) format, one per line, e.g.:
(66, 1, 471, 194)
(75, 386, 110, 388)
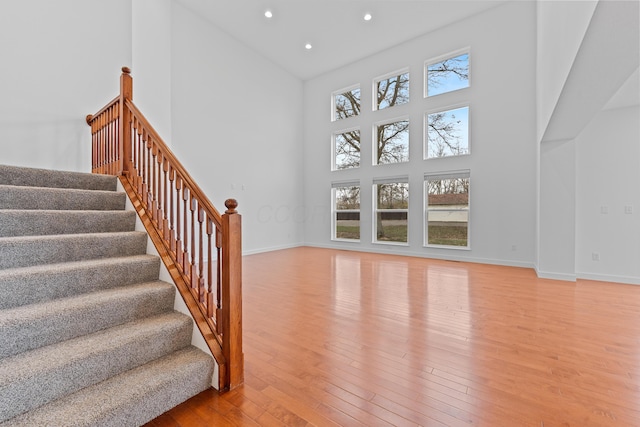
(0, 164, 215, 424)
(0, 281, 176, 358)
(0, 165, 117, 191)
(0, 312, 193, 422)
(0, 185, 125, 210)
(0, 255, 161, 309)
(0, 231, 148, 269)
(0, 346, 214, 427)
(0, 209, 136, 237)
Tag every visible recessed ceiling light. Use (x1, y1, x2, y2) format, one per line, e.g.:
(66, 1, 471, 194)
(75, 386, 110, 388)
(264, 10, 273, 18)
(363, 13, 372, 21)
(305, 43, 313, 50)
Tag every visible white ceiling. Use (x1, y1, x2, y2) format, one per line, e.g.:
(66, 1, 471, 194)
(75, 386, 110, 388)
(176, 0, 508, 80)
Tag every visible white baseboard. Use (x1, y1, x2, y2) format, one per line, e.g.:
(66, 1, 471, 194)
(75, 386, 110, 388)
(576, 272, 640, 285)
(534, 267, 577, 282)
(300, 242, 535, 270)
(242, 242, 304, 256)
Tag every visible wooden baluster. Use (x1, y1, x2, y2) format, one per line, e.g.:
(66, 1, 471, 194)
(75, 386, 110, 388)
(109, 102, 115, 175)
(107, 107, 112, 174)
(129, 110, 135, 176)
(98, 111, 104, 173)
(135, 124, 143, 190)
(144, 137, 151, 206)
(175, 175, 183, 264)
(104, 111, 109, 173)
(132, 116, 138, 184)
(112, 107, 118, 174)
(207, 218, 214, 318)
(198, 207, 205, 303)
(114, 105, 119, 174)
(139, 125, 144, 188)
(169, 166, 176, 252)
(99, 110, 104, 173)
(190, 195, 197, 288)
(216, 228, 223, 334)
(182, 187, 190, 273)
(162, 158, 169, 240)
(104, 109, 109, 173)
(156, 151, 164, 226)
(151, 144, 158, 222)
(115, 103, 120, 174)
(138, 129, 145, 196)
(93, 117, 98, 172)
(106, 107, 110, 173)
(94, 114, 99, 173)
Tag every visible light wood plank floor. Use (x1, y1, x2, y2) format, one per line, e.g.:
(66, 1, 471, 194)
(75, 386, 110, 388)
(145, 247, 640, 426)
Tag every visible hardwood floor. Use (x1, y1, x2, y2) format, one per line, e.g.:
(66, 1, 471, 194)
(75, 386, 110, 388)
(144, 247, 640, 426)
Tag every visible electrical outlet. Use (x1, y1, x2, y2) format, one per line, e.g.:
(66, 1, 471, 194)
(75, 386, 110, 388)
(624, 205, 633, 214)
(592, 252, 600, 261)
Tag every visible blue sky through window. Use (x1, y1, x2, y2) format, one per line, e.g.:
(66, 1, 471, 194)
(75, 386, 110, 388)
(426, 106, 469, 158)
(426, 53, 469, 97)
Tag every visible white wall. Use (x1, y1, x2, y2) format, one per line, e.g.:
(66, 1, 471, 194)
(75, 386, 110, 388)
(302, 1, 537, 267)
(536, 0, 598, 142)
(132, 0, 172, 145)
(575, 105, 640, 284)
(0, 0, 132, 172)
(169, 2, 305, 254)
(536, 0, 639, 282)
(537, 139, 576, 280)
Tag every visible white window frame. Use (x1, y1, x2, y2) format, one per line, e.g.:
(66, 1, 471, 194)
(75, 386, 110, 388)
(424, 47, 471, 98)
(424, 104, 470, 160)
(372, 68, 410, 111)
(332, 126, 361, 171)
(373, 116, 410, 166)
(332, 84, 361, 122)
(424, 170, 470, 250)
(373, 177, 409, 246)
(332, 181, 361, 242)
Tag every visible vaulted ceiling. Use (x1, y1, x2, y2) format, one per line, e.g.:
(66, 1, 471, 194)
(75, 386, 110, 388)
(176, 0, 508, 80)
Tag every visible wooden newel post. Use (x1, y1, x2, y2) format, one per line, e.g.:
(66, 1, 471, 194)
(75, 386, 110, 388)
(221, 198, 244, 390)
(119, 66, 133, 177)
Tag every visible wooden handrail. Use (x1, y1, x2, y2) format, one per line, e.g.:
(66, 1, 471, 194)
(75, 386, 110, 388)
(86, 67, 243, 391)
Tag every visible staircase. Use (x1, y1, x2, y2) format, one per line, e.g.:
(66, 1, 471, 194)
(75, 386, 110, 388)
(0, 164, 215, 426)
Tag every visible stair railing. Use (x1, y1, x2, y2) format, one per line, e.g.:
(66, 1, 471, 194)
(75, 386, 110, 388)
(86, 67, 243, 391)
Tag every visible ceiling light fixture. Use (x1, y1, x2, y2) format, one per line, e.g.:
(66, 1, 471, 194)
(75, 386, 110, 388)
(264, 10, 273, 18)
(305, 43, 313, 50)
(363, 13, 372, 21)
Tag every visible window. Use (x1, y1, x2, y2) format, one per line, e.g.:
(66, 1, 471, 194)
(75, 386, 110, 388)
(332, 86, 361, 121)
(375, 119, 409, 165)
(374, 178, 408, 244)
(333, 128, 360, 170)
(425, 51, 469, 97)
(374, 71, 409, 110)
(425, 106, 469, 159)
(333, 183, 360, 241)
(425, 171, 470, 248)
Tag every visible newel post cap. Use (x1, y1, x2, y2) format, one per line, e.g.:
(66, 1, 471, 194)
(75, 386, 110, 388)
(85, 114, 93, 125)
(225, 199, 238, 214)
(121, 66, 131, 74)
